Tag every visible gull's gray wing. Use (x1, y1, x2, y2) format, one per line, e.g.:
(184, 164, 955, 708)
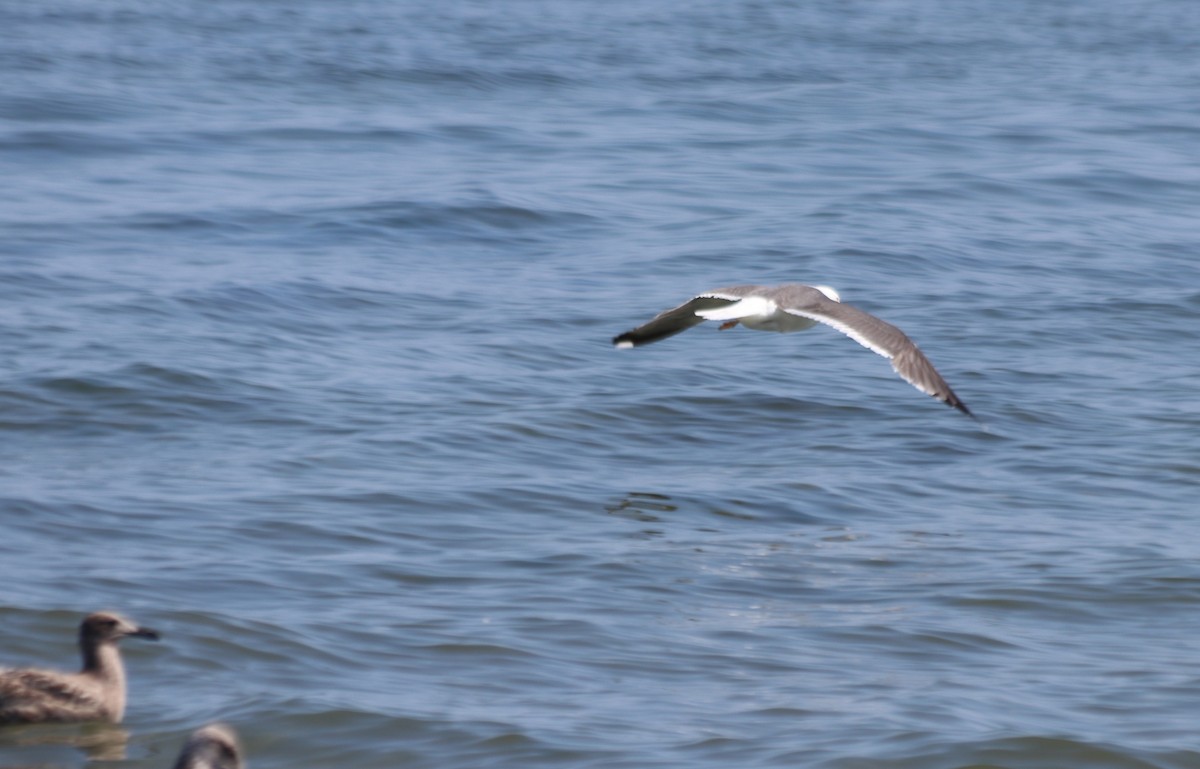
(612, 286, 764, 348)
(778, 289, 972, 416)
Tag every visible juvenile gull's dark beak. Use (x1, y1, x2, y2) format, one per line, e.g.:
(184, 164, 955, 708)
(128, 626, 161, 641)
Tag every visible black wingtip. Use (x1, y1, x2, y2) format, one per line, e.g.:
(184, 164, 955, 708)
(949, 398, 975, 419)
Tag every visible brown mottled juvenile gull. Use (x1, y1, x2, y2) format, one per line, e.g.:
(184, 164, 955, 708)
(0, 611, 160, 724)
(613, 283, 972, 416)
(172, 723, 244, 769)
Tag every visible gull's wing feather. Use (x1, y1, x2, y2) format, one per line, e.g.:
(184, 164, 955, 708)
(612, 287, 761, 348)
(781, 297, 972, 416)
(0, 669, 103, 723)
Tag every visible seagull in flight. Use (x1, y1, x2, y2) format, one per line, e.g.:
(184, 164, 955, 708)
(613, 283, 973, 417)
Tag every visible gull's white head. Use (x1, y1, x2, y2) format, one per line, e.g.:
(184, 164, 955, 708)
(813, 285, 841, 302)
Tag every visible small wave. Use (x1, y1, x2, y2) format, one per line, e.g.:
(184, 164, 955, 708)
(0, 129, 146, 157)
(860, 734, 1195, 769)
(324, 197, 602, 243)
(309, 62, 578, 92)
(0, 93, 145, 123)
(0, 362, 305, 434)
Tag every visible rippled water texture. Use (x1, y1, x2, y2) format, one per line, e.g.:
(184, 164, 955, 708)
(2, 1, 1199, 768)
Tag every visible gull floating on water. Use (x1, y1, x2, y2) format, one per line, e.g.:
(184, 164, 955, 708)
(172, 723, 244, 769)
(613, 283, 972, 416)
(0, 611, 160, 724)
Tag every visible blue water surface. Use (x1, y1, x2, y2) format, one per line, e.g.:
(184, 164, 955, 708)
(1, 1, 1199, 767)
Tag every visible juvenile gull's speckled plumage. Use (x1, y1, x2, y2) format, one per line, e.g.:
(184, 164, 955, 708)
(0, 612, 160, 724)
(172, 723, 244, 769)
(613, 283, 972, 416)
